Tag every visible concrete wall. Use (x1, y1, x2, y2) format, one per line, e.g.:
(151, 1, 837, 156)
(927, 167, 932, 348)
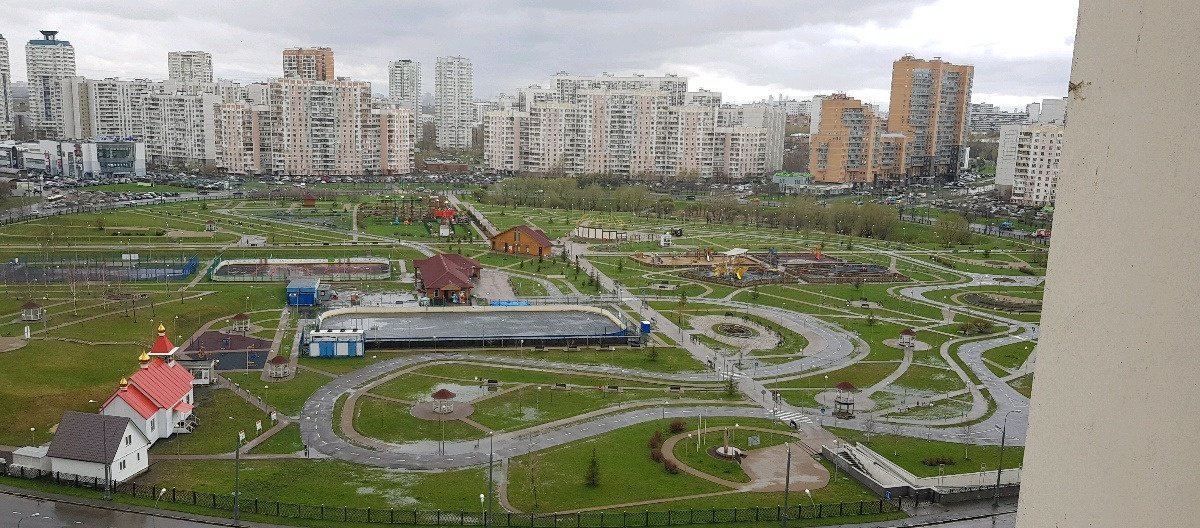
(1016, 2, 1200, 527)
(316, 303, 627, 330)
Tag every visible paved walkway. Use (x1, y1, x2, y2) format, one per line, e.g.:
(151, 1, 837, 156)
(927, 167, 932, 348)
(474, 268, 516, 300)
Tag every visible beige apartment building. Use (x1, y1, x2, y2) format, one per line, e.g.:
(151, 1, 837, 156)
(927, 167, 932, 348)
(810, 93, 897, 184)
(168, 51, 213, 84)
(282, 47, 334, 81)
(887, 55, 973, 179)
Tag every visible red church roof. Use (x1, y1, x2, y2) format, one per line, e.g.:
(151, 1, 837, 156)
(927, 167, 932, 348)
(105, 385, 158, 419)
(103, 358, 193, 418)
(149, 324, 176, 355)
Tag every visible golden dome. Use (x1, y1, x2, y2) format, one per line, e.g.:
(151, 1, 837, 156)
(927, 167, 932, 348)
(157, 323, 167, 333)
(119, 377, 128, 388)
(138, 350, 150, 362)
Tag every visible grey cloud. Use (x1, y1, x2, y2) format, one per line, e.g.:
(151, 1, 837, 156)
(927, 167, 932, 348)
(2, 1, 1071, 105)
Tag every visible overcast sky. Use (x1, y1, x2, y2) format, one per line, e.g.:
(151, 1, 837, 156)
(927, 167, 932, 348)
(2, 0, 1078, 110)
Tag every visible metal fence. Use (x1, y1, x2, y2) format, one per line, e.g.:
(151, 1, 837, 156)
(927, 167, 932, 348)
(0, 255, 199, 283)
(1, 462, 907, 526)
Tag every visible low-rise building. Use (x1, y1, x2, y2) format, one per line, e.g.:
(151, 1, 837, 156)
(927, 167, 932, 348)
(100, 328, 196, 445)
(45, 412, 150, 483)
(490, 225, 554, 258)
(414, 254, 481, 304)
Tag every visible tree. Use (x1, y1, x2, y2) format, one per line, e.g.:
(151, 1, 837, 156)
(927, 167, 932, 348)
(584, 447, 600, 487)
(647, 346, 659, 362)
(617, 258, 624, 272)
(935, 213, 972, 247)
(724, 375, 736, 396)
(93, 215, 106, 231)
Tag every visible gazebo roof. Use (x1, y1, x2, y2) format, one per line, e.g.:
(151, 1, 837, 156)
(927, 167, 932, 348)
(268, 355, 289, 365)
(431, 388, 456, 400)
(900, 328, 916, 336)
(21, 301, 41, 309)
(835, 381, 859, 392)
(232, 313, 251, 321)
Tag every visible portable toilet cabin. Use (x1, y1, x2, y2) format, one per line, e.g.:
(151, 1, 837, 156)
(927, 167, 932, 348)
(286, 278, 321, 306)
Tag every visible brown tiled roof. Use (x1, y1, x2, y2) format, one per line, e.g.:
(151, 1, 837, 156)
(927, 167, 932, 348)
(414, 254, 480, 291)
(47, 412, 139, 463)
(493, 225, 553, 248)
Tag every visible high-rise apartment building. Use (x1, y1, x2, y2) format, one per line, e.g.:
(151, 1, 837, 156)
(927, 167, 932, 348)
(266, 78, 370, 175)
(282, 47, 334, 81)
(388, 59, 421, 114)
(887, 55, 973, 180)
(26, 31, 76, 139)
(995, 123, 1064, 206)
(435, 56, 473, 149)
(0, 34, 13, 140)
(810, 93, 907, 185)
(168, 51, 214, 84)
(553, 72, 688, 105)
(968, 103, 1028, 134)
(1034, 96, 1067, 124)
(483, 73, 782, 181)
(142, 91, 220, 167)
(60, 77, 157, 139)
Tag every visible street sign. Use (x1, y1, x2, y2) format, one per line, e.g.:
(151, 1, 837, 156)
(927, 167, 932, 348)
(270, 411, 277, 421)
(238, 430, 246, 442)
(747, 435, 761, 447)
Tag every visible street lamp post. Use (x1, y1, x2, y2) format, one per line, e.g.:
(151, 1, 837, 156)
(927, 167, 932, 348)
(993, 409, 1022, 508)
(782, 442, 792, 528)
(485, 432, 494, 528)
(234, 431, 245, 526)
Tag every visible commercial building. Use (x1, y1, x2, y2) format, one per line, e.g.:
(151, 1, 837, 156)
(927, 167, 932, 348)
(996, 123, 1064, 206)
(25, 31, 76, 139)
(809, 93, 906, 185)
(167, 51, 213, 84)
(435, 56, 474, 149)
(282, 47, 334, 81)
(887, 55, 973, 180)
(0, 34, 13, 139)
(388, 59, 421, 114)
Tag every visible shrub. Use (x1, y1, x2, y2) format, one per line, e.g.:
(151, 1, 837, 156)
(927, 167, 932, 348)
(921, 456, 956, 467)
(650, 447, 663, 463)
(648, 431, 663, 449)
(668, 419, 686, 433)
(664, 459, 680, 474)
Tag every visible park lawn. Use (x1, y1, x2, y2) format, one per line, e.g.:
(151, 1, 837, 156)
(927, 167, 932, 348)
(1008, 374, 1034, 398)
(671, 430, 795, 483)
(505, 417, 788, 512)
(463, 346, 708, 374)
(150, 387, 270, 455)
(798, 283, 945, 322)
(134, 459, 493, 512)
(827, 427, 1024, 477)
(0, 340, 137, 445)
(741, 312, 809, 353)
(981, 341, 1036, 372)
(223, 370, 329, 417)
(733, 288, 856, 317)
(249, 423, 304, 454)
(353, 396, 485, 443)
(369, 363, 677, 403)
(471, 386, 691, 432)
(884, 396, 973, 421)
(476, 252, 606, 295)
(891, 365, 967, 395)
(766, 362, 901, 403)
(694, 333, 733, 352)
(647, 302, 733, 329)
(507, 275, 548, 296)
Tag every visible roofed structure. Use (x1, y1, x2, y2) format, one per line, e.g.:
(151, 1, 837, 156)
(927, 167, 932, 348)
(413, 254, 481, 303)
(490, 225, 554, 257)
(47, 412, 140, 464)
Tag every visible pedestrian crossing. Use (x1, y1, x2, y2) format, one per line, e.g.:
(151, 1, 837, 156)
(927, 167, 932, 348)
(775, 410, 814, 426)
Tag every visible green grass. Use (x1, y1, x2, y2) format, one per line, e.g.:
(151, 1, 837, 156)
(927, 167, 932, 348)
(981, 340, 1036, 374)
(472, 386, 695, 432)
(766, 363, 900, 408)
(150, 387, 270, 455)
(249, 423, 304, 454)
(1008, 373, 1034, 398)
(353, 396, 485, 443)
(464, 346, 708, 374)
(134, 459, 494, 511)
(505, 417, 789, 512)
(827, 427, 1024, 477)
(223, 370, 329, 417)
(891, 365, 967, 394)
(671, 430, 795, 483)
(507, 275, 549, 297)
(369, 363, 690, 404)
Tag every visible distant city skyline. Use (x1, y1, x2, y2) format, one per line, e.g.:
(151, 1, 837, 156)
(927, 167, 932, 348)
(1, 0, 1076, 108)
